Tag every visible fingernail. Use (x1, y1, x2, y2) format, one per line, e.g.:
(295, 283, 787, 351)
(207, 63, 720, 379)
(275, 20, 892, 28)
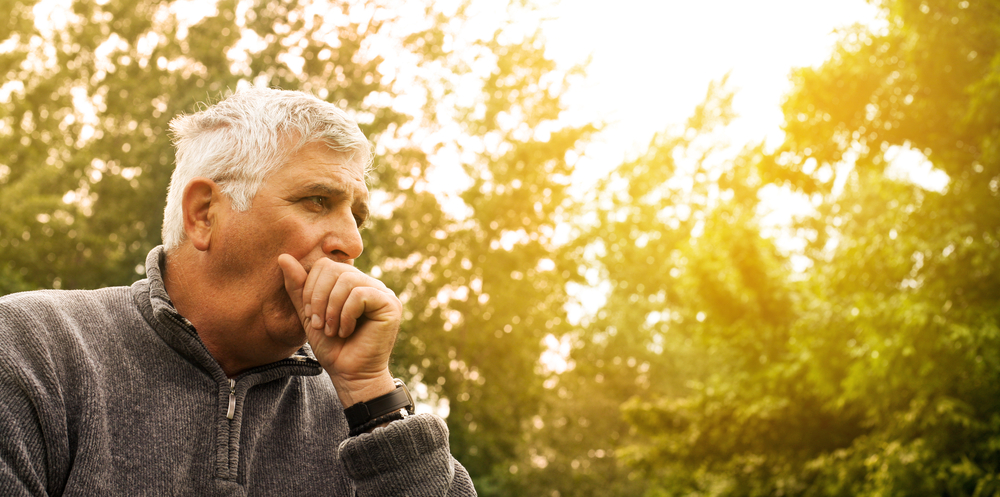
(311, 314, 321, 329)
(304, 304, 311, 318)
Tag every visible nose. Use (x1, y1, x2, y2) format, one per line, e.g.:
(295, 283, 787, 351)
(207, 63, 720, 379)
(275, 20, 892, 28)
(322, 214, 364, 264)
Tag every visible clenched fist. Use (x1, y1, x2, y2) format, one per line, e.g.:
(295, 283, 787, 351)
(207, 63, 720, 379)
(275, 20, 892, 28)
(278, 255, 400, 407)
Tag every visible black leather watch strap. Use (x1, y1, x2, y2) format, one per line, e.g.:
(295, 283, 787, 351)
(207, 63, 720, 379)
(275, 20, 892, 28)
(348, 410, 405, 437)
(343, 379, 414, 431)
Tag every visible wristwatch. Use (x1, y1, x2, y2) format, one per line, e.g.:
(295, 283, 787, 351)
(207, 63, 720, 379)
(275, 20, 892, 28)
(344, 378, 415, 435)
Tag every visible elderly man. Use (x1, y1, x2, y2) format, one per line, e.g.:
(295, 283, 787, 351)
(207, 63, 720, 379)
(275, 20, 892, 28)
(0, 88, 477, 495)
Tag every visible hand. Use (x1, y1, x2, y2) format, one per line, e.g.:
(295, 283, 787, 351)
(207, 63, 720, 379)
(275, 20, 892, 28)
(278, 255, 400, 406)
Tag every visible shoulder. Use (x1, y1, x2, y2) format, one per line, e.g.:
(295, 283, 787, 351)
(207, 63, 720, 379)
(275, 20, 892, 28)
(0, 287, 133, 328)
(0, 286, 131, 310)
(0, 288, 135, 366)
(0, 287, 138, 402)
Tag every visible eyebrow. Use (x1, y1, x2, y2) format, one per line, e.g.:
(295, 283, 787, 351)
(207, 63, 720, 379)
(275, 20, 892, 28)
(301, 183, 347, 199)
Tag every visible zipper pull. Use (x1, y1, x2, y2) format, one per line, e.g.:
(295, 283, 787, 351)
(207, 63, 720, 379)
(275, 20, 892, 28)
(227, 379, 236, 420)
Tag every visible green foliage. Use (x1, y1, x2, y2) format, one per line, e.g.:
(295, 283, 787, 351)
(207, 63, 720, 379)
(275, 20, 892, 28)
(615, 0, 1000, 495)
(8, 0, 1000, 495)
(0, 0, 405, 291)
(359, 9, 597, 493)
(1, 0, 596, 493)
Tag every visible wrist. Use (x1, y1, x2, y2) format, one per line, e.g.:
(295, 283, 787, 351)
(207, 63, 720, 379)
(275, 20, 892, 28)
(333, 371, 395, 407)
(348, 409, 406, 437)
(344, 378, 416, 436)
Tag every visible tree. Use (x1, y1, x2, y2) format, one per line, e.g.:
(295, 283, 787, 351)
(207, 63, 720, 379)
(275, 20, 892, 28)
(616, 0, 1000, 495)
(359, 10, 598, 493)
(0, 0, 403, 293)
(1, 0, 601, 493)
(575, 79, 820, 496)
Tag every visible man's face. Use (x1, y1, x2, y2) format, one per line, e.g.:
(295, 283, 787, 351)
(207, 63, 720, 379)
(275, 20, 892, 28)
(212, 141, 370, 347)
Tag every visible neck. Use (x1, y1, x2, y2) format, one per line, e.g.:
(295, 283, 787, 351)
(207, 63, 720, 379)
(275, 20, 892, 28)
(163, 245, 301, 377)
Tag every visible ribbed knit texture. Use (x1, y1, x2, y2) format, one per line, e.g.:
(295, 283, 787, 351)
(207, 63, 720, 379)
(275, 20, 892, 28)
(0, 246, 476, 496)
(340, 414, 471, 496)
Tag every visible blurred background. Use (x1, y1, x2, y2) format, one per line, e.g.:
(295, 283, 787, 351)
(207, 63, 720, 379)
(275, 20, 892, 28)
(2, 0, 999, 494)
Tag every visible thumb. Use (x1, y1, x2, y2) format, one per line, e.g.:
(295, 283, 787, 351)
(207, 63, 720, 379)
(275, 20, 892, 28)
(277, 254, 308, 318)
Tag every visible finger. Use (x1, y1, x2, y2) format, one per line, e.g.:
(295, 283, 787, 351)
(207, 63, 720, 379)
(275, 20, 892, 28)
(325, 262, 391, 292)
(325, 272, 395, 337)
(325, 272, 368, 337)
(277, 255, 308, 323)
(339, 286, 401, 339)
(313, 264, 362, 336)
(300, 261, 319, 324)
(303, 261, 337, 331)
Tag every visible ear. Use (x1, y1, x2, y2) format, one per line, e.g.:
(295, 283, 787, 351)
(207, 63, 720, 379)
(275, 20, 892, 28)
(181, 177, 223, 252)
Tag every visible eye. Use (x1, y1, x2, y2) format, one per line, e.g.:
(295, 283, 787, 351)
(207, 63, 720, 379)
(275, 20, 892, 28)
(304, 196, 327, 210)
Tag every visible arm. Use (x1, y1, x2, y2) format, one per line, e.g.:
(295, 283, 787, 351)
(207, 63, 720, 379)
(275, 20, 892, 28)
(338, 414, 477, 496)
(278, 255, 399, 407)
(0, 341, 51, 497)
(279, 256, 477, 496)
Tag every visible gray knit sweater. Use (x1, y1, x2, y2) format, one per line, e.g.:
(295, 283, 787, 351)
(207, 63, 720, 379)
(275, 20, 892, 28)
(0, 247, 476, 496)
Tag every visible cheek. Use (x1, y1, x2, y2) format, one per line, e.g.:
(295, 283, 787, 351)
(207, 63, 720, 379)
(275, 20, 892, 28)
(217, 216, 285, 273)
(274, 220, 327, 258)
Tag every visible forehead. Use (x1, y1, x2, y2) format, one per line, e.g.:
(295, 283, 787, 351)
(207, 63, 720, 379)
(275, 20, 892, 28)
(266, 142, 369, 196)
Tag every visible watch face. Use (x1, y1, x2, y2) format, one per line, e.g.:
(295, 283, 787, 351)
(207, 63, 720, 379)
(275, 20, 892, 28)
(394, 378, 415, 413)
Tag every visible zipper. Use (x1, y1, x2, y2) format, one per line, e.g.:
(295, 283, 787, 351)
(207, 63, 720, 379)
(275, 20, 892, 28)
(226, 379, 236, 420)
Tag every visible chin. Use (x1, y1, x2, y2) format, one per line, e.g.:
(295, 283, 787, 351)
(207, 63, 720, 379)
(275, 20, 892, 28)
(261, 298, 309, 350)
(269, 314, 309, 349)
(262, 285, 307, 352)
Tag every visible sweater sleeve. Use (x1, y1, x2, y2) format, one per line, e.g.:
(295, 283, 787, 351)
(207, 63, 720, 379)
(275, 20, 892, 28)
(338, 413, 477, 496)
(0, 295, 78, 497)
(0, 349, 51, 497)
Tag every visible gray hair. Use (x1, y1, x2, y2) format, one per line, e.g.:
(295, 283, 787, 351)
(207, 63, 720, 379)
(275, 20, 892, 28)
(161, 87, 372, 250)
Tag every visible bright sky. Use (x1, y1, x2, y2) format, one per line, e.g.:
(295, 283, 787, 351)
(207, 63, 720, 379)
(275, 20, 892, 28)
(539, 0, 881, 175)
(526, 0, 887, 352)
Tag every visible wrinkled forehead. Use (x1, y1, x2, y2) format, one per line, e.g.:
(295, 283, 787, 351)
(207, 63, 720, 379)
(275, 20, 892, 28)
(266, 140, 369, 194)
(280, 136, 370, 181)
